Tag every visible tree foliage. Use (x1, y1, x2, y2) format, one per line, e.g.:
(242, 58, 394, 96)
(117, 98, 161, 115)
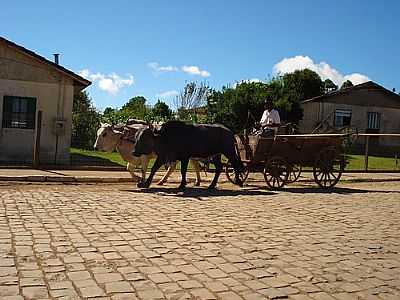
(206, 69, 324, 133)
(100, 97, 173, 124)
(341, 80, 354, 89)
(71, 91, 100, 149)
(150, 100, 173, 121)
(324, 79, 338, 93)
(120, 96, 149, 120)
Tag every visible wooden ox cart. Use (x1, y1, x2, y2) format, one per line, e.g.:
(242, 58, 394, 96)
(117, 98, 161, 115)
(226, 133, 347, 189)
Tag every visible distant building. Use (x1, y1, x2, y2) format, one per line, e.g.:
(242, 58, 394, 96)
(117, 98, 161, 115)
(300, 81, 400, 152)
(0, 37, 91, 164)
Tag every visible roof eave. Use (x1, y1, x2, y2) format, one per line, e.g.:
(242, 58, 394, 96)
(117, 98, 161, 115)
(1, 36, 91, 88)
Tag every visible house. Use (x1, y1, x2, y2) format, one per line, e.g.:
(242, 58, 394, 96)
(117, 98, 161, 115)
(0, 36, 91, 165)
(299, 81, 400, 153)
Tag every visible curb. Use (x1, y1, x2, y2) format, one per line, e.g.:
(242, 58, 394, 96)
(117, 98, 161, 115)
(0, 176, 134, 183)
(1, 175, 400, 184)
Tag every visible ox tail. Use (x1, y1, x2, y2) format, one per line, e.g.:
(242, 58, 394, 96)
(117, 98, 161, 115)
(233, 138, 244, 173)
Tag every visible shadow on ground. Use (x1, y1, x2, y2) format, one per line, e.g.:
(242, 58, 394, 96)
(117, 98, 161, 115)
(121, 186, 276, 200)
(280, 186, 400, 194)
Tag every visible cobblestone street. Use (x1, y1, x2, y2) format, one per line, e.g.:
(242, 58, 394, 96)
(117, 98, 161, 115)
(0, 179, 399, 300)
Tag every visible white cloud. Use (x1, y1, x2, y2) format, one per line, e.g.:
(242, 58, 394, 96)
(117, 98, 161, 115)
(181, 65, 211, 77)
(273, 55, 370, 86)
(148, 62, 211, 78)
(78, 69, 134, 94)
(156, 90, 179, 98)
(344, 73, 370, 85)
(148, 62, 179, 73)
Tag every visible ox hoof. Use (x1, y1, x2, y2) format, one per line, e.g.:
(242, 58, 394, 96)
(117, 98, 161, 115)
(207, 185, 216, 190)
(194, 181, 200, 187)
(236, 180, 243, 188)
(177, 185, 186, 191)
(156, 181, 165, 186)
(137, 181, 150, 189)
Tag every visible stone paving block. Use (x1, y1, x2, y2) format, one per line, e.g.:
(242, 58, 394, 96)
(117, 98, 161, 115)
(148, 272, 172, 284)
(178, 279, 203, 289)
(105, 281, 134, 293)
(190, 288, 217, 299)
(22, 286, 49, 299)
(0, 285, 20, 297)
(111, 293, 139, 300)
(217, 291, 243, 300)
(136, 288, 165, 299)
(94, 272, 123, 283)
(67, 270, 91, 281)
(80, 285, 105, 298)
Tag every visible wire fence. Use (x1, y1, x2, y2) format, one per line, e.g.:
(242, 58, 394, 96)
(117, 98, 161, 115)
(1, 132, 400, 172)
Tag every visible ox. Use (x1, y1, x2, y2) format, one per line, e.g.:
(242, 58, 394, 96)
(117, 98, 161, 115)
(132, 120, 244, 190)
(94, 122, 202, 185)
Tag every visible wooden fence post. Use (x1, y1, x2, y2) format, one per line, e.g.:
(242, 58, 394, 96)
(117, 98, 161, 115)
(33, 110, 42, 168)
(364, 135, 369, 172)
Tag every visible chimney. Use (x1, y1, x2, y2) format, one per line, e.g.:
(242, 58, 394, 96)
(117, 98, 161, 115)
(53, 53, 60, 65)
(393, 88, 396, 93)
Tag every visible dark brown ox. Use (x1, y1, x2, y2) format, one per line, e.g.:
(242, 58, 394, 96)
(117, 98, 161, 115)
(132, 120, 243, 190)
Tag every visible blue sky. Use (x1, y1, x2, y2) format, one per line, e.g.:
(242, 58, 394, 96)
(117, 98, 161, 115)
(1, 1, 399, 111)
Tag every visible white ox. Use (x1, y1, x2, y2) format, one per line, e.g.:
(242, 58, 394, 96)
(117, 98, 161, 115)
(93, 123, 201, 185)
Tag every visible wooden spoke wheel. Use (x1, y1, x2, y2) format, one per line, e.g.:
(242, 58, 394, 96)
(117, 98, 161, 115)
(263, 156, 289, 189)
(225, 163, 249, 184)
(286, 164, 302, 183)
(313, 147, 345, 188)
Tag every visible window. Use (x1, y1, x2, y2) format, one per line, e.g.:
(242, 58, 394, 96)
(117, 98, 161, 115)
(334, 109, 352, 127)
(367, 112, 380, 130)
(2, 96, 37, 129)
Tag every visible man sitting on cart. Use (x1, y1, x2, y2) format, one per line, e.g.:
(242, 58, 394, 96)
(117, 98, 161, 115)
(259, 98, 281, 137)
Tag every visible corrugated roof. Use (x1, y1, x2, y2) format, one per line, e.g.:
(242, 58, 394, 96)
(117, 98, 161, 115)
(302, 81, 400, 104)
(0, 36, 91, 87)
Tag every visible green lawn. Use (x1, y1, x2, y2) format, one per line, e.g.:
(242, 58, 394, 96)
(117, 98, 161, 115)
(70, 148, 400, 171)
(70, 148, 126, 166)
(345, 154, 400, 170)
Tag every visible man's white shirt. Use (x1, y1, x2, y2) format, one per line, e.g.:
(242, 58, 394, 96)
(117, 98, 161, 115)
(260, 109, 281, 129)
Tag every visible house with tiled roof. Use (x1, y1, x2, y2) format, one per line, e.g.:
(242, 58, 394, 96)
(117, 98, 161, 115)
(0, 36, 91, 164)
(300, 81, 400, 151)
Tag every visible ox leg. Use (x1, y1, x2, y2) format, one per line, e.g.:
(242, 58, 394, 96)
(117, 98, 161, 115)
(126, 162, 141, 182)
(138, 158, 162, 188)
(157, 161, 177, 185)
(140, 155, 150, 183)
(208, 155, 222, 189)
(192, 160, 201, 186)
(178, 159, 189, 190)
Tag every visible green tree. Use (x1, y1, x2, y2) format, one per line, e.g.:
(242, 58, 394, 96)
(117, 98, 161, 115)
(150, 100, 173, 121)
(101, 107, 122, 124)
(341, 80, 354, 89)
(71, 91, 100, 149)
(120, 96, 149, 120)
(205, 69, 325, 132)
(324, 79, 338, 93)
(206, 81, 267, 132)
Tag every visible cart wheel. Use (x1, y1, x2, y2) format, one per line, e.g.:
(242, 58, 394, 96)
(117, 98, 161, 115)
(263, 156, 289, 189)
(313, 147, 345, 188)
(286, 164, 302, 183)
(225, 163, 249, 184)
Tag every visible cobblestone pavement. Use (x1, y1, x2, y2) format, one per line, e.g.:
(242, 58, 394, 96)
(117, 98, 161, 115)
(0, 179, 399, 300)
